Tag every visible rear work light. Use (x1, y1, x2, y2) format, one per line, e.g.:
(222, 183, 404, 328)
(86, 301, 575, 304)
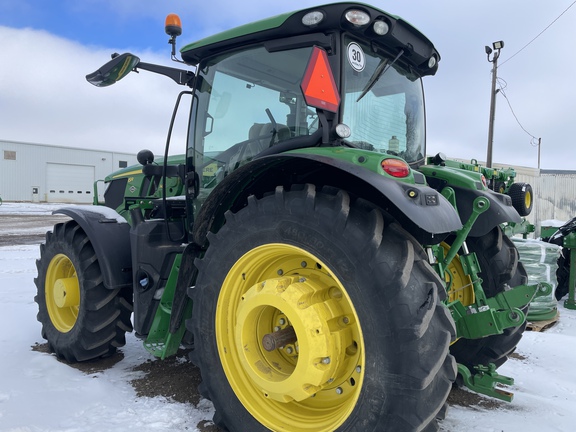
(302, 11, 324, 26)
(381, 158, 410, 178)
(345, 9, 370, 26)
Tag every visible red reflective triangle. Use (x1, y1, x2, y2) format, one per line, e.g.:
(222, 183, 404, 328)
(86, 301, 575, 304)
(301, 47, 340, 113)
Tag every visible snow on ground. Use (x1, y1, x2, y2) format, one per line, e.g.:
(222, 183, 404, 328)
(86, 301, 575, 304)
(0, 202, 69, 216)
(1, 203, 575, 431)
(0, 243, 214, 432)
(441, 309, 576, 432)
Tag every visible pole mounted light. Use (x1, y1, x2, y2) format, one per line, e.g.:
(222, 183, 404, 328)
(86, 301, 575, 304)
(486, 40, 504, 168)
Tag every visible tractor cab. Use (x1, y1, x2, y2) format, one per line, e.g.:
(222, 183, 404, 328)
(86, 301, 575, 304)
(181, 4, 439, 199)
(87, 3, 446, 240)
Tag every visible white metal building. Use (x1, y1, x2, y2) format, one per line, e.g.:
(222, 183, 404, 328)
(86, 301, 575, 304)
(0, 139, 138, 204)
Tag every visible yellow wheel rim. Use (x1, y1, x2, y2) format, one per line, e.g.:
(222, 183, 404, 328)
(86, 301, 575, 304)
(442, 243, 474, 306)
(524, 190, 532, 210)
(216, 244, 364, 431)
(45, 254, 80, 333)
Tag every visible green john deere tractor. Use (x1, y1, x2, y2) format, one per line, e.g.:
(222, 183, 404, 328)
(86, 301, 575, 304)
(35, 3, 538, 431)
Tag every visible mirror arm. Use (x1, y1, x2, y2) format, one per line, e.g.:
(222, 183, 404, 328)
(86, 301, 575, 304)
(136, 62, 195, 86)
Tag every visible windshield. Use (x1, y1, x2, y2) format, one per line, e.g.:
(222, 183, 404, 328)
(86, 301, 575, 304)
(189, 45, 318, 196)
(341, 37, 426, 165)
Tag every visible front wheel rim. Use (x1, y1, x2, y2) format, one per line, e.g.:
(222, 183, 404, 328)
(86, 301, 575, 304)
(216, 244, 365, 431)
(45, 254, 80, 332)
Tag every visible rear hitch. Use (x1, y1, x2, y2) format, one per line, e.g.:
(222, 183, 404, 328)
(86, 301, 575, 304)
(458, 363, 515, 402)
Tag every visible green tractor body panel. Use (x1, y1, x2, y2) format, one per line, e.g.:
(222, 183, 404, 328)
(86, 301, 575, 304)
(289, 147, 420, 184)
(94, 154, 186, 222)
(419, 163, 488, 191)
(434, 157, 518, 193)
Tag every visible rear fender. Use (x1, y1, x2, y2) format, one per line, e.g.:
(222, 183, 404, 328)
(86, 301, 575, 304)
(193, 154, 463, 246)
(53, 207, 132, 289)
(450, 186, 522, 237)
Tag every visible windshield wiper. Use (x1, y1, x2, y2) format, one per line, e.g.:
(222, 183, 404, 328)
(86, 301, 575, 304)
(356, 49, 404, 102)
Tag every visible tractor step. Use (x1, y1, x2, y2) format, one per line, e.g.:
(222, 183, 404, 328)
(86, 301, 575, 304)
(143, 254, 192, 359)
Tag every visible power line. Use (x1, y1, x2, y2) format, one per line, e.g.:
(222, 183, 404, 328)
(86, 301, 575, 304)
(500, 0, 576, 67)
(495, 77, 540, 146)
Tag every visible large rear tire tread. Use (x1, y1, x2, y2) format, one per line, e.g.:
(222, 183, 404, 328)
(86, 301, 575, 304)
(449, 226, 528, 369)
(189, 184, 456, 432)
(34, 220, 133, 362)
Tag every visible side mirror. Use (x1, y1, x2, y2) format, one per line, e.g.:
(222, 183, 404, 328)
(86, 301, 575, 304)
(86, 53, 140, 87)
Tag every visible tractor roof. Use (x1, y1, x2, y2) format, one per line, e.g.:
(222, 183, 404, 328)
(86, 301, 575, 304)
(180, 2, 440, 76)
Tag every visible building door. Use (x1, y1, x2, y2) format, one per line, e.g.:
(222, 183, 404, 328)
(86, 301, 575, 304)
(46, 163, 95, 203)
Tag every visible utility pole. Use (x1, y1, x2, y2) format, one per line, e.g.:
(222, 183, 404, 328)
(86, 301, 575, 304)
(537, 137, 542, 169)
(485, 41, 504, 168)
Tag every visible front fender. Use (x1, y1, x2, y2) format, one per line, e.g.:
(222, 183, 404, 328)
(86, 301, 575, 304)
(53, 207, 132, 289)
(193, 154, 462, 246)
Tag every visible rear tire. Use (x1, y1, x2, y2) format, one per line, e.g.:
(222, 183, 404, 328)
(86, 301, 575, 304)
(189, 185, 456, 432)
(449, 226, 528, 369)
(34, 220, 133, 362)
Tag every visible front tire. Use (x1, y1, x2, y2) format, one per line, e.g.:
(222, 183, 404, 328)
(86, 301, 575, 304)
(189, 185, 456, 431)
(34, 220, 133, 362)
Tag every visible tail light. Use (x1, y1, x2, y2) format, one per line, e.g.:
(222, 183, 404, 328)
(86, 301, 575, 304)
(381, 158, 410, 178)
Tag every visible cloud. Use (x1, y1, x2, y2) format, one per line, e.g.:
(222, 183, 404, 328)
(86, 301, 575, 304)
(0, 26, 182, 157)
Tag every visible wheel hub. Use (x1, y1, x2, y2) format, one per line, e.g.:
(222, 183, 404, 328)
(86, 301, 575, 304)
(53, 277, 80, 308)
(235, 276, 345, 402)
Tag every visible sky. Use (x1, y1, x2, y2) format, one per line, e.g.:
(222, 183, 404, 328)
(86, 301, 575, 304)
(0, 0, 575, 169)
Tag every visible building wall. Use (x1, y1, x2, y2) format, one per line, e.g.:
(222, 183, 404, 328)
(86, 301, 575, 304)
(490, 164, 576, 236)
(0, 140, 137, 203)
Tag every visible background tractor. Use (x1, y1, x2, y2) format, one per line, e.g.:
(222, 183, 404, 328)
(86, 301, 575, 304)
(35, 3, 537, 431)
